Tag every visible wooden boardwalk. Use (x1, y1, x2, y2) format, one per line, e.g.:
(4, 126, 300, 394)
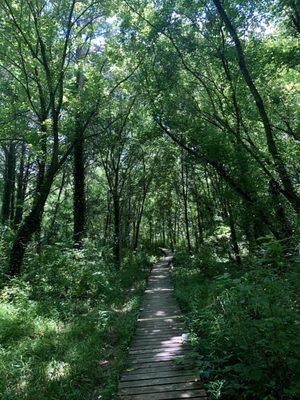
(117, 252, 206, 399)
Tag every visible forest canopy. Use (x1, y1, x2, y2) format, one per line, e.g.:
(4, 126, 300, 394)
(0, 0, 299, 399)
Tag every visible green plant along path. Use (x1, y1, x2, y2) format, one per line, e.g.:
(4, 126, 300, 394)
(0, 1, 299, 399)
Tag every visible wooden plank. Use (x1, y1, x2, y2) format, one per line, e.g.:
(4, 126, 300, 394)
(135, 325, 184, 332)
(130, 344, 183, 352)
(128, 354, 185, 363)
(119, 381, 203, 396)
(129, 345, 187, 355)
(135, 326, 184, 332)
(119, 390, 207, 399)
(119, 374, 199, 388)
(130, 340, 183, 349)
(121, 370, 193, 382)
(131, 338, 183, 346)
(130, 339, 183, 348)
(134, 328, 184, 334)
(134, 329, 184, 336)
(123, 362, 190, 374)
(131, 338, 183, 345)
(128, 348, 185, 357)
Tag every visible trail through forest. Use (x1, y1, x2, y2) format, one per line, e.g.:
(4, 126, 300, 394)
(118, 250, 207, 400)
(0, 1, 299, 399)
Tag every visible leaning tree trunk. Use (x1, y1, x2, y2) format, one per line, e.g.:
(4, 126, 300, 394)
(8, 170, 55, 277)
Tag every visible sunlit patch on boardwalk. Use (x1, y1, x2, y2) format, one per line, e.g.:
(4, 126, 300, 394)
(117, 251, 207, 399)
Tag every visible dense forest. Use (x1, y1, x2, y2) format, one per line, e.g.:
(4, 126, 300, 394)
(0, 0, 299, 399)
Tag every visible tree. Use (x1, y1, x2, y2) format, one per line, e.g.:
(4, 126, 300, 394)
(0, 0, 105, 276)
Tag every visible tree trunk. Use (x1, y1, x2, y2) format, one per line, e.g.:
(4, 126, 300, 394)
(9, 147, 16, 223)
(8, 170, 54, 277)
(47, 170, 66, 242)
(14, 142, 27, 228)
(73, 125, 86, 248)
(162, 215, 166, 246)
(1, 143, 16, 225)
(228, 206, 241, 264)
(241, 209, 257, 251)
(288, 0, 300, 33)
(113, 193, 121, 269)
(269, 179, 294, 239)
(103, 193, 111, 246)
(133, 191, 147, 250)
(124, 188, 132, 248)
(196, 201, 204, 246)
(149, 216, 153, 245)
(181, 159, 192, 253)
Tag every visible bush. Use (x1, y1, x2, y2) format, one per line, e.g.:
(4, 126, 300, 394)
(172, 247, 300, 400)
(0, 243, 152, 400)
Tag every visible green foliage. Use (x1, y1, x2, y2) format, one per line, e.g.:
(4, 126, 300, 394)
(0, 245, 151, 400)
(172, 248, 300, 400)
(0, 0, 299, 399)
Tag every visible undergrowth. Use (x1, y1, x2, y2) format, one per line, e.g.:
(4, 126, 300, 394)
(0, 244, 154, 400)
(172, 240, 300, 400)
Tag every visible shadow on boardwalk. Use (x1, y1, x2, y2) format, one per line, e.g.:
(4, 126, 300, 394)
(117, 251, 207, 399)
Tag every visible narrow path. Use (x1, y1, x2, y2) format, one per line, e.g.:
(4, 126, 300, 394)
(117, 251, 207, 399)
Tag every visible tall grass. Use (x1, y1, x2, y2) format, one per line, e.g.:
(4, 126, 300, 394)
(0, 244, 153, 400)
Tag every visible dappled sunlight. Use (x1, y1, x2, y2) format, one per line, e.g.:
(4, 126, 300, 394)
(155, 310, 167, 316)
(15, 380, 29, 394)
(0, 251, 150, 399)
(46, 361, 70, 381)
(118, 256, 205, 398)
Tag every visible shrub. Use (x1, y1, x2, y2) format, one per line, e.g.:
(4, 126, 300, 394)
(0, 243, 152, 400)
(172, 247, 300, 400)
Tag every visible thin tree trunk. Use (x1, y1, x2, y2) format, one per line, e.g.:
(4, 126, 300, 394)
(9, 147, 16, 223)
(161, 123, 282, 239)
(269, 179, 294, 239)
(228, 206, 241, 264)
(149, 216, 153, 246)
(14, 143, 27, 228)
(1, 143, 16, 225)
(73, 125, 85, 248)
(73, 54, 86, 248)
(181, 159, 192, 253)
(196, 201, 204, 246)
(103, 194, 111, 245)
(133, 192, 147, 250)
(113, 193, 121, 269)
(162, 215, 166, 246)
(47, 170, 66, 242)
(124, 188, 132, 248)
